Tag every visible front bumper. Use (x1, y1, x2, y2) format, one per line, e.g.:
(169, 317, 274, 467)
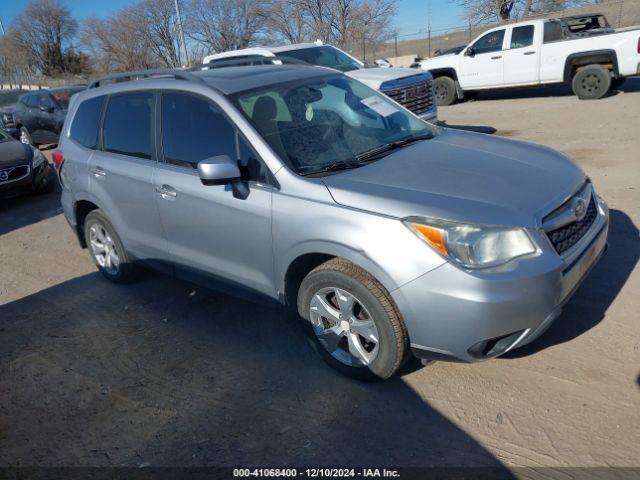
(0, 161, 52, 198)
(392, 196, 609, 363)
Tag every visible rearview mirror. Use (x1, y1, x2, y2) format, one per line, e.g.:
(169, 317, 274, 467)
(464, 47, 475, 57)
(197, 155, 241, 186)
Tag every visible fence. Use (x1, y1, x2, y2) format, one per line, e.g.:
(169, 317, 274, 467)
(352, 0, 638, 65)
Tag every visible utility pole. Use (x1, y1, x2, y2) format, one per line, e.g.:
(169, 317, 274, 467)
(427, 0, 431, 57)
(174, 0, 189, 67)
(0, 16, 6, 35)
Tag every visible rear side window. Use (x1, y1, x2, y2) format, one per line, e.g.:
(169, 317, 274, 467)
(510, 25, 534, 49)
(103, 92, 153, 159)
(70, 95, 105, 149)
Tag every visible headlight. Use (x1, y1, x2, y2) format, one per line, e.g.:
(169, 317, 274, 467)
(404, 217, 536, 269)
(2, 114, 9, 124)
(31, 148, 45, 168)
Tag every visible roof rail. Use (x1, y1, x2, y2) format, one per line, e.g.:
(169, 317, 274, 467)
(88, 69, 205, 89)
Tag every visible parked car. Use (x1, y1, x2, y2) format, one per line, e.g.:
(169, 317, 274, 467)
(0, 89, 27, 132)
(202, 41, 438, 123)
(418, 15, 640, 105)
(58, 67, 608, 380)
(12, 86, 85, 145)
(0, 127, 53, 198)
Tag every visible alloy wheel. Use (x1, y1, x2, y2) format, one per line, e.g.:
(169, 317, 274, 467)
(89, 223, 121, 275)
(309, 287, 380, 367)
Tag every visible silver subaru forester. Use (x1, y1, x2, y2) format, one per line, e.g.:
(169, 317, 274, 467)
(56, 66, 608, 380)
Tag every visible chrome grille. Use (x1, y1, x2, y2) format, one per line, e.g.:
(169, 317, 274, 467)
(381, 79, 435, 115)
(546, 196, 597, 255)
(1, 112, 15, 129)
(0, 165, 29, 184)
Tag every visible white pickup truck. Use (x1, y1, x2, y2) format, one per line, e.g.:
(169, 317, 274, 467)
(419, 15, 640, 105)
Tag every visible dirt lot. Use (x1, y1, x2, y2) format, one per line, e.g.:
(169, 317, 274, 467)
(1, 80, 639, 472)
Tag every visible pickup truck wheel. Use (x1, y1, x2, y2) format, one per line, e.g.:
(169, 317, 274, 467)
(433, 76, 457, 106)
(572, 65, 611, 100)
(84, 210, 137, 283)
(298, 258, 408, 380)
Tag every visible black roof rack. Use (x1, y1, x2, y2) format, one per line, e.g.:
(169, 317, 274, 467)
(88, 69, 205, 89)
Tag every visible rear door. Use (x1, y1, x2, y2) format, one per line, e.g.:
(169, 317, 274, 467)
(458, 28, 507, 88)
(153, 91, 276, 297)
(503, 23, 540, 85)
(88, 90, 167, 261)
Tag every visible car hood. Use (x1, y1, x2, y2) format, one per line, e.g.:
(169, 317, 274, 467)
(0, 140, 31, 168)
(346, 68, 430, 90)
(321, 129, 586, 228)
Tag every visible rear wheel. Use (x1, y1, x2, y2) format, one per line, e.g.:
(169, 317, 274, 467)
(433, 76, 458, 106)
(84, 210, 136, 283)
(572, 65, 611, 100)
(298, 258, 408, 380)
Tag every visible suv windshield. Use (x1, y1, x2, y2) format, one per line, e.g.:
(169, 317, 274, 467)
(275, 46, 362, 73)
(231, 74, 436, 176)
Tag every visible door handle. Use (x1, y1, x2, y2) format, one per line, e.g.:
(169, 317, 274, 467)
(90, 166, 106, 177)
(523, 51, 536, 55)
(156, 184, 177, 199)
(491, 55, 502, 60)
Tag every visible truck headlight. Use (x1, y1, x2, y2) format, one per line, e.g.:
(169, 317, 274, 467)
(404, 217, 536, 269)
(31, 148, 46, 168)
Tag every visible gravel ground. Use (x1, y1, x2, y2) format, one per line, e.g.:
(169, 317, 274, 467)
(1, 80, 639, 471)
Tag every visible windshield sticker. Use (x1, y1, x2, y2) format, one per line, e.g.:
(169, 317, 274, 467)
(361, 96, 398, 117)
(305, 104, 314, 121)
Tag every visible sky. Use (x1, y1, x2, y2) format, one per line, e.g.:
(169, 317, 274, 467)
(0, 0, 467, 38)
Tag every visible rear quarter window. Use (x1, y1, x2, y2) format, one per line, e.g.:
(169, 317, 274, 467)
(69, 95, 106, 149)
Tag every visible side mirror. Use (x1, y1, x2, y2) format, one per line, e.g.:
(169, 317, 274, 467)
(464, 47, 475, 57)
(197, 155, 241, 186)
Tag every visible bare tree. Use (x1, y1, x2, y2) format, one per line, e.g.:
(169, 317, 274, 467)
(9, 0, 78, 76)
(266, 0, 309, 44)
(136, 0, 183, 67)
(453, 0, 601, 23)
(186, 0, 270, 53)
(80, 6, 161, 74)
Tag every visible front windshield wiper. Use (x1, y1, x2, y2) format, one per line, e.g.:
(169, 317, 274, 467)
(355, 132, 434, 163)
(298, 160, 365, 176)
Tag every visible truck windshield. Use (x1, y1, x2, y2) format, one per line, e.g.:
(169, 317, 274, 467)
(231, 74, 436, 176)
(275, 46, 362, 73)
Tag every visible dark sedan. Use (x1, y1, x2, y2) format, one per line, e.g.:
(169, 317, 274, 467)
(12, 86, 85, 145)
(0, 128, 54, 198)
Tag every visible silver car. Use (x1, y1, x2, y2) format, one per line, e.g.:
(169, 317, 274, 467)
(57, 66, 608, 380)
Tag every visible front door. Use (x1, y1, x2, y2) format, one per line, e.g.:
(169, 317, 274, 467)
(154, 91, 275, 297)
(459, 28, 506, 89)
(503, 24, 540, 86)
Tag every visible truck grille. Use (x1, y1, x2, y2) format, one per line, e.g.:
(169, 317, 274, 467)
(381, 79, 435, 116)
(546, 197, 597, 255)
(0, 165, 29, 184)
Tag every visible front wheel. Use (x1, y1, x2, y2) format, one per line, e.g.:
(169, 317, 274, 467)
(572, 65, 611, 100)
(84, 210, 137, 283)
(298, 258, 408, 380)
(433, 76, 458, 106)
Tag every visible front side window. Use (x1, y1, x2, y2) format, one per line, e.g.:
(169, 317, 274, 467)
(472, 29, 505, 54)
(275, 46, 361, 72)
(510, 25, 534, 49)
(161, 92, 270, 183)
(231, 74, 436, 176)
(103, 92, 153, 159)
(38, 93, 56, 110)
(70, 95, 105, 149)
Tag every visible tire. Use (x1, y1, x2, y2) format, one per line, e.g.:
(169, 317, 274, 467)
(19, 127, 33, 145)
(433, 76, 458, 106)
(571, 65, 611, 100)
(84, 210, 137, 283)
(297, 258, 408, 380)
